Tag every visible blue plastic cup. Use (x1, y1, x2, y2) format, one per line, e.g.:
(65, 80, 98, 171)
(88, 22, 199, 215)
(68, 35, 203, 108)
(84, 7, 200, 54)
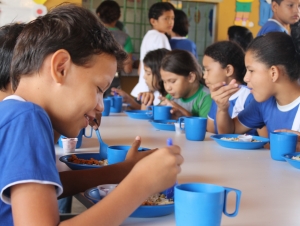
(270, 132, 298, 161)
(175, 183, 241, 226)
(109, 96, 123, 113)
(102, 98, 111, 116)
(179, 117, 207, 141)
(107, 145, 149, 165)
(147, 105, 172, 120)
(58, 127, 93, 149)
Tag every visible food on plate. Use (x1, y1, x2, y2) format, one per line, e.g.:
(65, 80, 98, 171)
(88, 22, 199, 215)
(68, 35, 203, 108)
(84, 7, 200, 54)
(291, 156, 300, 161)
(67, 154, 108, 165)
(142, 193, 174, 206)
(220, 136, 260, 142)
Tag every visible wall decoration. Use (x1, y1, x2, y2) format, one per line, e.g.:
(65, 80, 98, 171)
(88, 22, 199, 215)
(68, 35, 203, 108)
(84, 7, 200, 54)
(234, 0, 254, 27)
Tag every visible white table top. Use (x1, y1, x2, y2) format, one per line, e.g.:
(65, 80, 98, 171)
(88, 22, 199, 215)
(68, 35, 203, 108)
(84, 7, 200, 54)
(56, 114, 300, 226)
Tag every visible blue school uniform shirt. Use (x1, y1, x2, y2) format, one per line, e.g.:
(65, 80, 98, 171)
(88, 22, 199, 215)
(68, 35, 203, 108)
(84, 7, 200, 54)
(169, 37, 198, 59)
(0, 95, 63, 225)
(208, 86, 256, 134)
(238, 96, 300, 135)
(257, 19, 288, 37)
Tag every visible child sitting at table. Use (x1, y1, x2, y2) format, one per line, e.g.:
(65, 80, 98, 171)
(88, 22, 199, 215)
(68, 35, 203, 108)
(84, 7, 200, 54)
(0, 4, 183, 225)
(210, 30, 300, 150)
(203, 41, 257, 135)
(159, 49, 212, 119)
(0, 23, 25, 100)
(112, 48, 170, 110)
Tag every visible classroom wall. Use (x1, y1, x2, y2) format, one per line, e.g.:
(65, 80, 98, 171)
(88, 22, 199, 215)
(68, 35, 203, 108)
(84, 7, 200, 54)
(216, 0, 261, 41)
(44, 0, 82, 9)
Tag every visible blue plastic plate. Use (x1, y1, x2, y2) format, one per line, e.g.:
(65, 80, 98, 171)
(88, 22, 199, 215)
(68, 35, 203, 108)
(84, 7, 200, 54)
(125, 110, 153, 120)
(149, 120, 177, 131)
(84, 187, 174, 218)
(59, 153, 106, 170)
(210, 134, 269, 150)
(283, 153, 300, 170)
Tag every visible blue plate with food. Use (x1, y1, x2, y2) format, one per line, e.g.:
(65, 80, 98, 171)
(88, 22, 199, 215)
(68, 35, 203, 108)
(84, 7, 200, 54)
(84, 187, 174, 218)
(149, 120, 177, 131)
(283, 153, 300, 170)
(210, 134, 269, 149)
(59, 153, 107, 170)
(125, 110, 153, 120)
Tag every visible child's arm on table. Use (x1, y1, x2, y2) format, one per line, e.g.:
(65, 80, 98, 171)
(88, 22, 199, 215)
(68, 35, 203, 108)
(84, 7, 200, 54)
(137, 92, 154, 109)
(211, 80, 248, 134)
(206, 119, 215, 133)
(159, 96, 191, 119)
(274, 129, 300, 152)
(11, 140, 183, 226)
(111, 87, 141, 110)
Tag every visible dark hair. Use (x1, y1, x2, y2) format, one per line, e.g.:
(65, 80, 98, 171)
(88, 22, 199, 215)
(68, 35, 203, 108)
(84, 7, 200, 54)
(272, 0, 284, 4)
(173, 9, 189, 37)
(11, 4, 127, 91)
(96, 1, 121, 24)
(247, 32, 300, 81)
(204, 41, 246, 84)
(0, 23, 25, 91)
(161, 49, 205, 85)
(143, 48, 170, 96)
(148, 2, 175, 21)
(227, 25, 253, 51)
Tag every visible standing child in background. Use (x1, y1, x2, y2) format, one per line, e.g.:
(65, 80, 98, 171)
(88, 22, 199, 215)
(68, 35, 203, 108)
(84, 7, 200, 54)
(112, 48, 170, 110)
(160, 49, 212, 119)
(170, 9, 198, 59)
(0, 4, 183, 225)
(203, 41, 257, 134)
(227, 25, 253, 51)
(0, 23, 25, 100)
(210, 31, 300, 151)
(130, 2, 174, 105)
(257, 0, 300, 36)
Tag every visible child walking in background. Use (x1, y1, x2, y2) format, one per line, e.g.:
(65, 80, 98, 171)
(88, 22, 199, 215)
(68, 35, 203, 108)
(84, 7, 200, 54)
(0, 4, 183, 225)
(112, 48, 170, 109)
(211, 31, 300, 151)
(160, 49, 212, 119)
(130, 2, 174, 105)
(257, 0, 300, 36)
(0, 23, 25, 100)
(203, 41, 257, 134)
(170, 9, 198, 59)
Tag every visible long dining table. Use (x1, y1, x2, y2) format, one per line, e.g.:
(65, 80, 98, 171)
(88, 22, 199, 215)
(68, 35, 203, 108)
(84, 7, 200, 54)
(55, 113, 300, 226)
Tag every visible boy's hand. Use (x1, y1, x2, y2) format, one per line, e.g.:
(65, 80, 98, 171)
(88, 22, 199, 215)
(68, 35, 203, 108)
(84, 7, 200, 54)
(137, 92, 154, 106)
(211, 79, 239, 112)
(125, 136, 157, 164)
(111, 87, 130, 103)
(274, 129, 300, 152)
(131, 144, 183, 194)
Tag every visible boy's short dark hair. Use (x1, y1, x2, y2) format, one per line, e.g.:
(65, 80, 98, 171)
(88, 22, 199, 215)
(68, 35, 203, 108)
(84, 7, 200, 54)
(96, 0, 121, 24)
(272, 0, 284, 4)
(0, 23, 25, 91)
(11, 4, 127, 91)
(173, 9, 189, 37)
(228, 25, 253, 51)
(148, 2, 175, 21)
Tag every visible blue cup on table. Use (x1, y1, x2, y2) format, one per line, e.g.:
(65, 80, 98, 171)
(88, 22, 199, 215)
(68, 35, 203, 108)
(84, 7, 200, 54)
(109, 96, 123, 113)
(107, 145, 149, 165)
(58, 127, 93, 149)
(175, 183, 241, 226)
(102, 98, 111, 116)
(270, 132, 298, 161)
(179, 117, 207, 141)
(147, 105, 172, 120)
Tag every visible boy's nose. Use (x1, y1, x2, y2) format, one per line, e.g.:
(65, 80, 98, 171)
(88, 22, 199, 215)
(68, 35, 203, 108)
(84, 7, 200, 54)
(96, 97, 104, 113)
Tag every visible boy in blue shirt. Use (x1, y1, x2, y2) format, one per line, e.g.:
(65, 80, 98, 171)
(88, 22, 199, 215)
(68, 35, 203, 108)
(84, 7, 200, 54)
(0, 4, 183, 225)
(257, 0, 300, 36)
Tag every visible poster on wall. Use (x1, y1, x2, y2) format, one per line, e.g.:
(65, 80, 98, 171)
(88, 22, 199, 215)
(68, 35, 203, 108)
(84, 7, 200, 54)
(0, 0, 47, 26)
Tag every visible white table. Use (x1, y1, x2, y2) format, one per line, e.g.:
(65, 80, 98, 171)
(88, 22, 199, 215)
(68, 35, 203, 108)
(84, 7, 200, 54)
(56, 114, 300, 226)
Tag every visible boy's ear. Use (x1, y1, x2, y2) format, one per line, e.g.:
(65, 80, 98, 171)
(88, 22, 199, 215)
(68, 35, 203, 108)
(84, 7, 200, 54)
(150, 18, 156, 27)
(271, 1, 279, 13)
(188, 72, 196, 83)
(225, 64, 234, 77)
(50, 49, 71, 84)
(269, 65, 280, 83)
